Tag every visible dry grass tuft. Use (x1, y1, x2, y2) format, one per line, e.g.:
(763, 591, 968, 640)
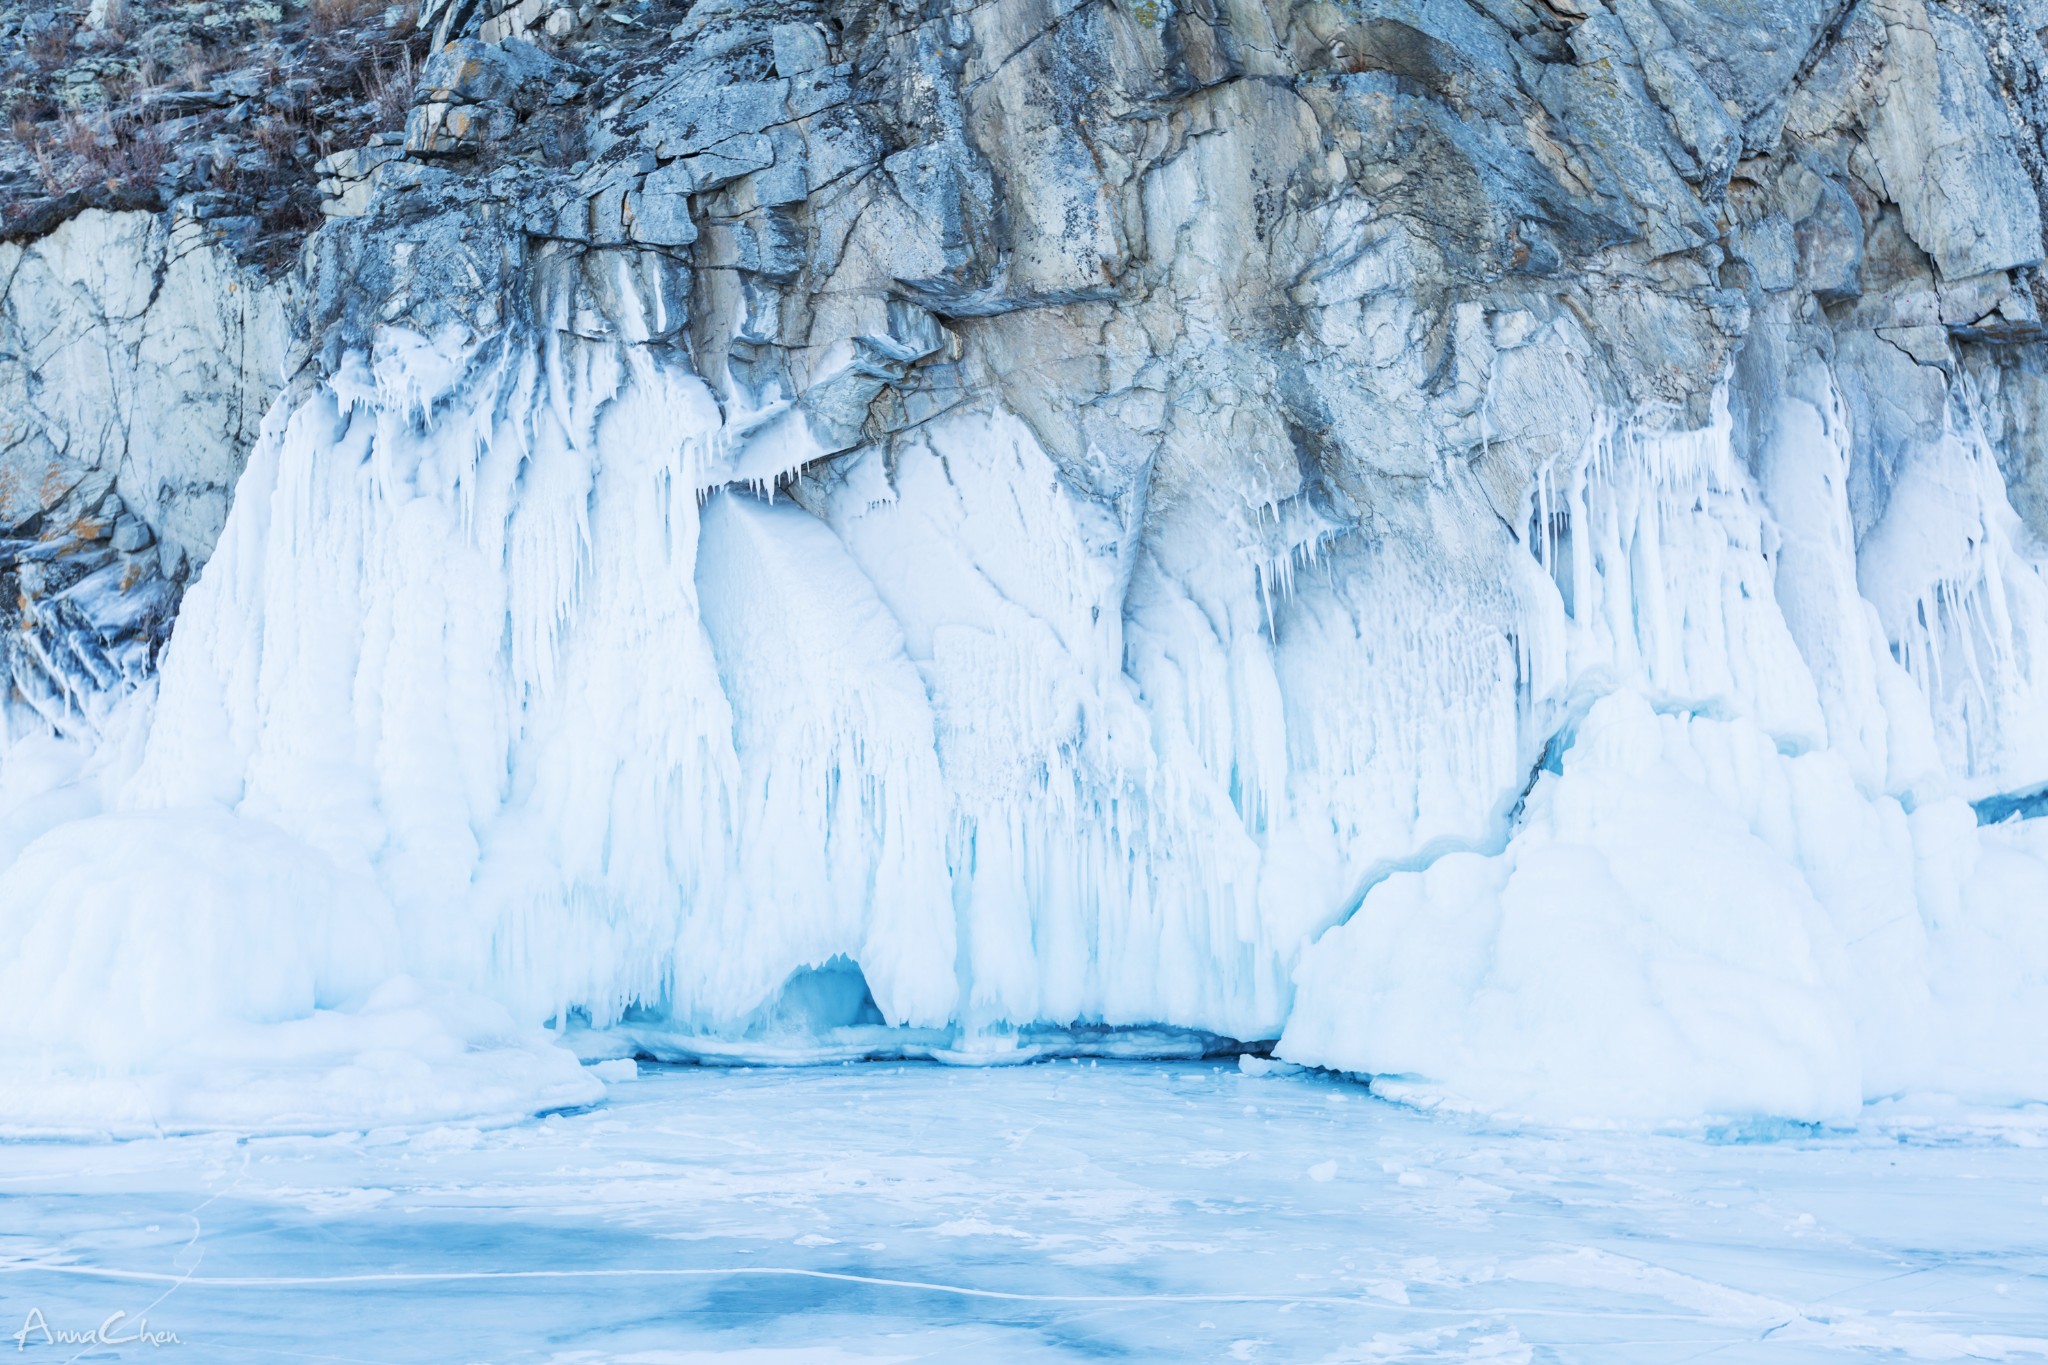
(176, 42, 233, 92)
(309, 0, 379, 35)
(26, 21, 73, 72)
(97, 0, 135, 45)
(361, 45, 416, 131)
(10, 108, 168, 195)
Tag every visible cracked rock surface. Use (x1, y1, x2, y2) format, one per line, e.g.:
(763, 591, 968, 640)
(0, 208, 288, 731)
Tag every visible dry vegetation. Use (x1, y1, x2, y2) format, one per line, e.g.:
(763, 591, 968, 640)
(2, 0, 430, 259)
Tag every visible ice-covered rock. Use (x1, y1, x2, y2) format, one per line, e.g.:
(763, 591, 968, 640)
(5, 0, 2048, 1130)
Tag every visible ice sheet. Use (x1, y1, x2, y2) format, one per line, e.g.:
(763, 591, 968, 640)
(1, 1064, 2043, 1362)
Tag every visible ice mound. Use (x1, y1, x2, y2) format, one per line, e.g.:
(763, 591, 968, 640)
(1279, 691, 2048, 1124)
(0, 974, 603, 1138)
(0, 804, 600, 1135)
(0, 809, 391, 1064)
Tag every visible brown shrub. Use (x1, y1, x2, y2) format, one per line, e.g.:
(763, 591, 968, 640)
(108, 115, 168, 185)
(57, 111, 101, 164)
(56, 110, 168, 189)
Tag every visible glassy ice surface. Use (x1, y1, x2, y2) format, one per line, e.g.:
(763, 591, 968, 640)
(3, 1061, 2044, 1362)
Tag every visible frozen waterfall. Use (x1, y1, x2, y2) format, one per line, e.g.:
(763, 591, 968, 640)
(3, 327, 2048, 1134)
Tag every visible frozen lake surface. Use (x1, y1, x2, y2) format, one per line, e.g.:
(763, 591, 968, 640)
(2, 1061, 2046, 1362)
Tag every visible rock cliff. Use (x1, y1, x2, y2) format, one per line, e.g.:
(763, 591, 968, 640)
(6, 0, 2048, 1126)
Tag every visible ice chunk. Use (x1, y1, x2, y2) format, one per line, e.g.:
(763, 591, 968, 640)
(1281, 693, 1871, 1124)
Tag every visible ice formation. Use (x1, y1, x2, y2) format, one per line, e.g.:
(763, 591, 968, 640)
(1286, 385, 2048, 1122)
(2, 314, 2047, 1133)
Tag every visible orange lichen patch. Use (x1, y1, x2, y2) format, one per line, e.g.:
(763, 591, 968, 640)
(119, 561, 145, 591)
(34, 514, 109, 550)
(36, 463, 71, 511)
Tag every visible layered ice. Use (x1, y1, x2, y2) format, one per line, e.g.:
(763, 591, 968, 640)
(3, 324, 2048, 1130)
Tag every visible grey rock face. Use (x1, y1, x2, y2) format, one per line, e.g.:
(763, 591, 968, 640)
(1861, 0, 2042, 281)
(406, 37, 568, 155)
(0, 208, 290, 732)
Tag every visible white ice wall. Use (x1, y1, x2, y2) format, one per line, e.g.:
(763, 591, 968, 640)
(3, 327, 2047, 1131)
